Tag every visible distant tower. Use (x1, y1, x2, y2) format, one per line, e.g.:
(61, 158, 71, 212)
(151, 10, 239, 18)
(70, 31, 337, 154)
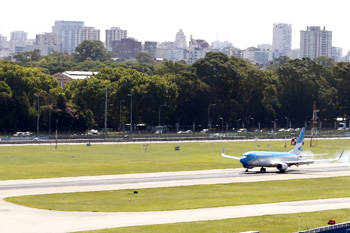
(52, 21, 84, 54)
(105, 27, 127, 51)
(300, 26, 332, 59)
(175, 29, 187, 48)
(77, 27, 100, 45)
(272, 23, 292, 58)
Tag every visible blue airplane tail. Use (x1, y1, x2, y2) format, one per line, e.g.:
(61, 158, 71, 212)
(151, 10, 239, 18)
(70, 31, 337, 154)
(289, 127, 305, 155)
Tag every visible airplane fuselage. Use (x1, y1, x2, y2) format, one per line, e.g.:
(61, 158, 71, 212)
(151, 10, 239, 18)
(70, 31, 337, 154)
(240, 151, 299, 169)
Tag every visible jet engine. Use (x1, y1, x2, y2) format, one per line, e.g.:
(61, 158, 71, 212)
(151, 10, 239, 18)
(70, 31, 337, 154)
(276, 163, 288, 172)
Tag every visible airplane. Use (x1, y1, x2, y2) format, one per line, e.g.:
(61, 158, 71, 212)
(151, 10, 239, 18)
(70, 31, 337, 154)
(221, 127, 343, 173)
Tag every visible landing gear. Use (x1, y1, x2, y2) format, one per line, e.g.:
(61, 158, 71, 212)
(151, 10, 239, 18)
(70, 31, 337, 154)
(245, 169, 249, 172)
(260, 167, 266, 173)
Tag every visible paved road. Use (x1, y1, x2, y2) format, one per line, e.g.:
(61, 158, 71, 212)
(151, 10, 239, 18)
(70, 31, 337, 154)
(1, 163, 350, 233)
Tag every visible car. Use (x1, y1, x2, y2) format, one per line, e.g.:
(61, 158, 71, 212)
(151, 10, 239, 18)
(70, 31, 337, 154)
(177, 130, 193, 134)
(200, 129, 209, 133)
(237, 128, 247, 133)
(13, 131, 33, 137)
(88, 129, 98, 135)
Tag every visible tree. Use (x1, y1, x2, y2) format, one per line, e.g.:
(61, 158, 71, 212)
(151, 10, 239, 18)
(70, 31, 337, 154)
(314, 56, 335, 66)
(14, 49, 42, 63)
(277, 58, 336, 126)
(135, 52, 155, 64)
(73, 40, 114, 62)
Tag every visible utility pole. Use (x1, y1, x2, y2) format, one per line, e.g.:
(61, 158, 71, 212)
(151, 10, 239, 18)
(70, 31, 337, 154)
(104, 87, 108, 133)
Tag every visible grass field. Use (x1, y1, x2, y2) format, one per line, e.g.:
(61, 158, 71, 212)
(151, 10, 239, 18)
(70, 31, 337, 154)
(6, 176, 350, 212)
(0, 138, 348, 180)
(78, 209, 350, 233)
(2, 138, 350, 233)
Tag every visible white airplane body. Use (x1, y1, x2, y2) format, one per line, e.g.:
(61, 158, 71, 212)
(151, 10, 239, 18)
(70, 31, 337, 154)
(222, 127, 343, 173)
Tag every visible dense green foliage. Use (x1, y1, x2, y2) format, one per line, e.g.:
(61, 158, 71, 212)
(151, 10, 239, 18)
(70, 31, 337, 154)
(2, 48, 350, 133)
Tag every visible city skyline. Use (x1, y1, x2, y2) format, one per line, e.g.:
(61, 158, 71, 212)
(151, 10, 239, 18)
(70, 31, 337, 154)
(1, 0, 350, 53)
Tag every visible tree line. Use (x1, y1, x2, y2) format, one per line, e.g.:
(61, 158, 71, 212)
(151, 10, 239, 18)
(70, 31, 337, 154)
(1, 40, 350, 134)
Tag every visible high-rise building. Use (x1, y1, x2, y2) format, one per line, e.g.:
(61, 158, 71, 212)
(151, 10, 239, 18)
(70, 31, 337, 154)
(332, 47, 343, 61)
(10, 30, 27, 42)
(300, 26, 332, 59)
(35, 33, 59, 46)
(272, 23, 292, 58)
(25, 33, 60, 56)
(144, 41, 158, 58)
(175, 29, 187, 48)
(105, 27, 127, 51)
(187, 36, 209, 64)
(77, 27, 100, 45)
(112, 38, 142, 59)
(52, 21, 84, 54)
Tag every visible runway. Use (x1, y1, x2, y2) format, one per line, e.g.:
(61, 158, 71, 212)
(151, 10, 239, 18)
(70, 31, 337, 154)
(1, 162, 350, 233)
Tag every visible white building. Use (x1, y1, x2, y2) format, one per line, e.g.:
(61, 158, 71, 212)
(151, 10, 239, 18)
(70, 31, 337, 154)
(175, 29, 187, 48)
(300, 26, 332, 59)
(332, 47, 343, 61)
(36, 33, 59, 46)
(52, 21, 84, 54)
(257, 44, 272, 51)
(77, 27, 100, 45)
(105, 27, 127, 51)
(272, 23, 292, 58)
(287, 49, 300, 60)
(187, 36, 209, 64)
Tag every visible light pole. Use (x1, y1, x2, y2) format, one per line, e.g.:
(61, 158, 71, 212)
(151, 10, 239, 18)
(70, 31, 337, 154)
(104, 87, 108, 133)
(208, 104, 216, 131)
(272, 119, 278, 130)
(128, 94, 132, 134)
(299, 215, 305, 232)
(220, 117, 223, 132)
(251, 118, 255, 129)
(119, 100, 125, 131)
(285, 117, 289, 129)
(34, 94, 40, 135)
(158, 104, 167, 126)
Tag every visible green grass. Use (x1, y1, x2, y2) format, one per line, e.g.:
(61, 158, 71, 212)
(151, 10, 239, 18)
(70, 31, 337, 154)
(77, 209, 350, 233)
(0, 138, 348, 180)
(3, 139, 350, 233)
(6, 176, 350, 212)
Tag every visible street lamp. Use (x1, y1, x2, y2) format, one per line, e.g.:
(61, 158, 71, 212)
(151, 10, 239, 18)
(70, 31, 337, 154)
(272, 119, 278, 130)
(119, 100, 125, 131)
(104, 87, 108, 133)
(285, 117, 289, 129)
(208, 104, 216, 131)
(34, 94, 40, 135)
(128, 94, 132, 134)
(220, 117, 223, 132)
(158, 104, 167, 126)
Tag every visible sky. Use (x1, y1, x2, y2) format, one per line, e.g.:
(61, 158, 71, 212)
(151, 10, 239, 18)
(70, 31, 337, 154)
(1, 0, 350, 54)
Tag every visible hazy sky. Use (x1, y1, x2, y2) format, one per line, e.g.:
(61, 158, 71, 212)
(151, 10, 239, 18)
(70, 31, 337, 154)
(1, 0, 350, 53)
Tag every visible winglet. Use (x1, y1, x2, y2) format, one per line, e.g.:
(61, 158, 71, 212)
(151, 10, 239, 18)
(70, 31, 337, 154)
(338, 150, 344, 160)
(221, 147, 241, 160)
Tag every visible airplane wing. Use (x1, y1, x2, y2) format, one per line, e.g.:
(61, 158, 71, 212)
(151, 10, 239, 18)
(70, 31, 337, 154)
(221, 147, 241, 160)
(285, 151, 344, 166)
(301, 153, 328, 157)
